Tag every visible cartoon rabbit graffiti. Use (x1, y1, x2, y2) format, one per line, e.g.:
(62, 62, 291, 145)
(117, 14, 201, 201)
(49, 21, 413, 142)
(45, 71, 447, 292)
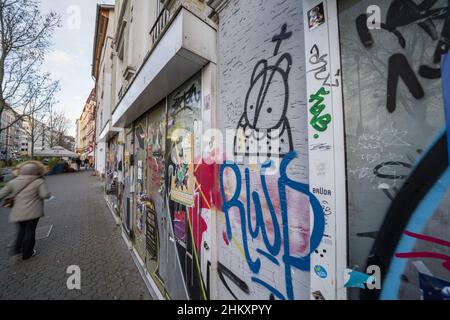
(234, 24, 294, 162)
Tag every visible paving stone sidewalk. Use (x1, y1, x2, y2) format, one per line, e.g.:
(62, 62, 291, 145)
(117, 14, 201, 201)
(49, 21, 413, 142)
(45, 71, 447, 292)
(0, 171, 151, 300)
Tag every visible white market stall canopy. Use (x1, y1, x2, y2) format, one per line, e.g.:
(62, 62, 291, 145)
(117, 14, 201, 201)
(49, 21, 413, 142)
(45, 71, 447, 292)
(35, 146, 78, 158)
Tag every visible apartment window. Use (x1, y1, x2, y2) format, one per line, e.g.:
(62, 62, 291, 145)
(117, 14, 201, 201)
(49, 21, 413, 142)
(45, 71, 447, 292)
(117, 18, 127, 61)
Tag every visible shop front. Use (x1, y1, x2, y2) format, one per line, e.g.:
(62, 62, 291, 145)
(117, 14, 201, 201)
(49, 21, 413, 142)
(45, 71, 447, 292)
(123, 71, 215, 300)
(105, 133, 125, 220)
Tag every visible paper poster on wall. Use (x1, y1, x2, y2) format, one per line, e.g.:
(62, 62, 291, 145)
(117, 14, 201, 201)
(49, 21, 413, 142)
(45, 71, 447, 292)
(170, 131, 195, 207)
(137, 160, 143, 180)
(173, 210, 187, 245)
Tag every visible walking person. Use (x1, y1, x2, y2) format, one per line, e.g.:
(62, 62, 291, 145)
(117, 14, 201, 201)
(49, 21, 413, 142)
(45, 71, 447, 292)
(0, 161, 51, 260)
(76, 157, 81, 171)
(84, 158, 89, 171)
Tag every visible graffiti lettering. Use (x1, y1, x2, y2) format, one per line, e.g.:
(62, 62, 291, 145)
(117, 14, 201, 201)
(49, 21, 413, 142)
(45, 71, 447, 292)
(395, 231, 450, 272)
(309, 87, 331, 139)
(272, 23, 292, 56)
(373, 161, 413, 180)
(171, 83, 201, 113)
(308, 45, 340, 87)
(217, 262, 250, 300)
(350, 125, 410, 153)
(386, 54, 425, 113)
(310, 143, 332, 151)
(220, 152, 325, 300)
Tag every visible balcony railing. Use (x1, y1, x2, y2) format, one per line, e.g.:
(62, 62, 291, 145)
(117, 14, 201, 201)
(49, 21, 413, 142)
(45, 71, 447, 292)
(150, 4, 170, 46)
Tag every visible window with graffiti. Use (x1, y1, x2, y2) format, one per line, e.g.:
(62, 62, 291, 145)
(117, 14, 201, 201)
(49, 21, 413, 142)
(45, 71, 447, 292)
(339, 0, 450, 300)
(133, 118, 148, 260)
(105, 135, 123, 217)
(125, 75, 211, 300)
(165, 73, 211, 300)
(122, 129, 134, 236)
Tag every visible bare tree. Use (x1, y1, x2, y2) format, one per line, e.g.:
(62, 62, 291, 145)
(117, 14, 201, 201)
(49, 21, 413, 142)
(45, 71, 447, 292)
(46, 106, 71, 148)
(0, 0, 61, 133)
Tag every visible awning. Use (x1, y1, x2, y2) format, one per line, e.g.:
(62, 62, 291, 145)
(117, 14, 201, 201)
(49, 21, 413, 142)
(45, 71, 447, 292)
(111, 8, 217, 128)
(35, 146, 78, 158)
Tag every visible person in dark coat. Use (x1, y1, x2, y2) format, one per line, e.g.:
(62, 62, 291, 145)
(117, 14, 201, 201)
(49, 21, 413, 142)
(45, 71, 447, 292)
(76, 158, 81, 171)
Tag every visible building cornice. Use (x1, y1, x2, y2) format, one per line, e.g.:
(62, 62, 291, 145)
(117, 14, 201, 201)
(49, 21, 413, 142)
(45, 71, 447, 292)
(92, 4, 115, 80)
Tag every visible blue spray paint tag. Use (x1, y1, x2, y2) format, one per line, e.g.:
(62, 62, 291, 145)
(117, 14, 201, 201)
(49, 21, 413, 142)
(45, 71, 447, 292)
(442, 53, 450, 160)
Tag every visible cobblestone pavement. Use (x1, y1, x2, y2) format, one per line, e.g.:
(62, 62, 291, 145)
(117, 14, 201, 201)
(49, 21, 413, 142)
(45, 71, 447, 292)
(0, 171, 152, 300)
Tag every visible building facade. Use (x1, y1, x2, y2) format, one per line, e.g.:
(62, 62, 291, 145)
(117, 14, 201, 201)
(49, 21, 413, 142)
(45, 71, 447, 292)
(92, 4, 117, 180)
(77, 89, 97, 161)
(19, 116, 53, 158)
(92, 0, 450, 300)
(0, 107, 22, 160)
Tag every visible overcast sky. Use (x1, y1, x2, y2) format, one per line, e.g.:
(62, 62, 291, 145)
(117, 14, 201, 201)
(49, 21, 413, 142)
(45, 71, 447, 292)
(40, 0, 114, 137)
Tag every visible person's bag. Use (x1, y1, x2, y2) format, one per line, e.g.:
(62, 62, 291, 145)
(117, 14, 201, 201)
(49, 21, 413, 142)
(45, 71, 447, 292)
(2, 177, 41, 209)
(2, 197, 14, 208)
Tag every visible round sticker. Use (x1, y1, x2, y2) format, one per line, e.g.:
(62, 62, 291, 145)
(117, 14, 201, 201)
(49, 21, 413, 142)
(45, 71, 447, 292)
(314, 265, 328, 279)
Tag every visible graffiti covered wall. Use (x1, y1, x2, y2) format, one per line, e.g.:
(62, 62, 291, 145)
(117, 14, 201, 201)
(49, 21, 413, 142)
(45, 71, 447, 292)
(106, 133, 124, 217)
(339, 0, 450, 300)
(216, 0, 323, 300)
(132, 100, 190, 299)
(127, 73, 216, 300)
(165, 74, 211, 300)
